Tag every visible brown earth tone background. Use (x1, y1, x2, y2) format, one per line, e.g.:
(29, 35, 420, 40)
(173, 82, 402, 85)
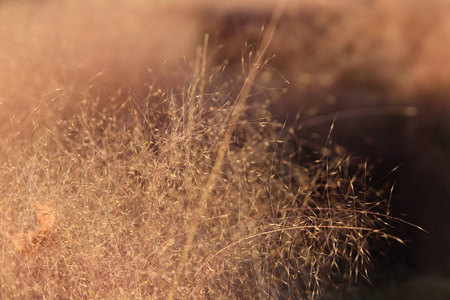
(1, 0, 450, 298)
(201, 0, 450, 273)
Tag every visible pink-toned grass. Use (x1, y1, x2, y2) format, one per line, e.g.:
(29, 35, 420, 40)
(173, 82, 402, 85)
(1, 0, 437, 298)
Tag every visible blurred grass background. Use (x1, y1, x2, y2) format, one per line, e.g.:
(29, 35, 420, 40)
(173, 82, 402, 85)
(1, 0, 450, 299)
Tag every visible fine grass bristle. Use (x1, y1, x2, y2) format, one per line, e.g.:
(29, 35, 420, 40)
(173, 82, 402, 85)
(0, 44, 398, 299)
(0, 2, 403, 298)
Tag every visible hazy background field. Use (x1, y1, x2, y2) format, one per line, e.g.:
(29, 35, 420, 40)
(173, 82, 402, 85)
(1, 0, 450, 299)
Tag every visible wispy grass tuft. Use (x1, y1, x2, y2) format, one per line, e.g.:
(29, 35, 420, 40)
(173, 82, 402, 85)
(0, 4, 401, 299)
(1, 52, 399, 300)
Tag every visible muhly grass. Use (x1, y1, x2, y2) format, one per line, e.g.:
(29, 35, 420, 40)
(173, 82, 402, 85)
(0, 62, 400, 300)
(0, 21, 402, 297)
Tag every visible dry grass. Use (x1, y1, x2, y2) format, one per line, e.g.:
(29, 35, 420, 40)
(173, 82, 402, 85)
(0, 43, 397, 300)
(0, 0, 417, 299)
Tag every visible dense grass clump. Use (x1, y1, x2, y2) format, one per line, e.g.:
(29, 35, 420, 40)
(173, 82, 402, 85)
(0, 47, 398, 299)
